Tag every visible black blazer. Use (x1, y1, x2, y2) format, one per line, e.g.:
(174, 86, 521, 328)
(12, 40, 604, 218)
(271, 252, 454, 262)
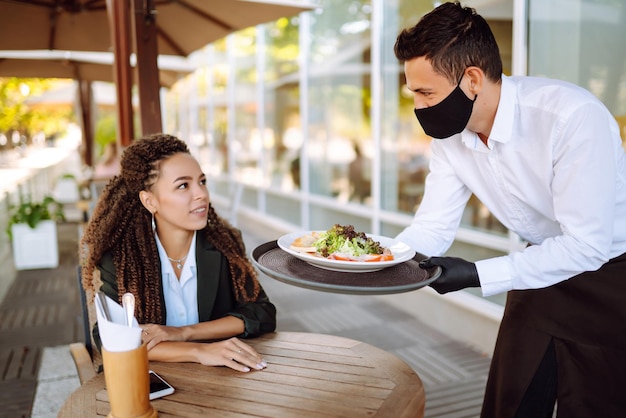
(94, 230, 276, 349)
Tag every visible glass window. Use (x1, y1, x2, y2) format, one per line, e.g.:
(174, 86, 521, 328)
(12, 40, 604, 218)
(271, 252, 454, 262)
(231, 29, 261, 185)
(528, 0, 626, 148)
(196, 42, 229, 182)
(264, 17, 303, 192)
(379, 2, 442, 215)
(306, 0, 373, 203)
(163, 82, 181, 137)
(381, 0, 511, 235)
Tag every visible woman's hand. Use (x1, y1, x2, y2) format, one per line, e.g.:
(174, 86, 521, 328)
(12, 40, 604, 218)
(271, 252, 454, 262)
(141, 324, 187, 350)
(141, 326, 267, 372)
(192, 337, 267, 372)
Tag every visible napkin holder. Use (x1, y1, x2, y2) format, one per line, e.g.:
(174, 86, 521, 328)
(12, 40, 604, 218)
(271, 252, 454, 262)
(102, 343, 158, 418)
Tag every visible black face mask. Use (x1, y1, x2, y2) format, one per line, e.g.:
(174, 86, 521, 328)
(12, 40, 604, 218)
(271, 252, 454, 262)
(413, 75, 477, 139)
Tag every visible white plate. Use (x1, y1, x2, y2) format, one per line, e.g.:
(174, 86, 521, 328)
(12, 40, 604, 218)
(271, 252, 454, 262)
(277, 231, 416, 273)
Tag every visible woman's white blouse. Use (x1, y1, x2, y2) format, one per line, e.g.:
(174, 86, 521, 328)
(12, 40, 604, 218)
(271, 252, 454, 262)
(155, 231, 199, 326)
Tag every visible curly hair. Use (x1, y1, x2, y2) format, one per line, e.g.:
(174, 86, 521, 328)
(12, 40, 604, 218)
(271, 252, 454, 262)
(80, 133, 261, 324)
(394, 1, 502, 84)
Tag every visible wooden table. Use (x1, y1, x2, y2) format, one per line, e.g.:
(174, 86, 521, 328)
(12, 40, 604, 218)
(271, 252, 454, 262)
(58, 332, 425, 417)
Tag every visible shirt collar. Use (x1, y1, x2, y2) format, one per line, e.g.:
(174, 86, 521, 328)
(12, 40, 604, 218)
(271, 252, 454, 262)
(155, 231, 197, 276)
(487, 74, 515, 144)
(459, 74, 515, 150)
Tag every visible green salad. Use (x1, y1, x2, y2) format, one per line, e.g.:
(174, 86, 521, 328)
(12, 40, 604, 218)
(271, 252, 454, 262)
(313, 224, 386, 258)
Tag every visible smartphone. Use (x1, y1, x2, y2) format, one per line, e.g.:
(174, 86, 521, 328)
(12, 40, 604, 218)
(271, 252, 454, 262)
(149, 370, 175, 400)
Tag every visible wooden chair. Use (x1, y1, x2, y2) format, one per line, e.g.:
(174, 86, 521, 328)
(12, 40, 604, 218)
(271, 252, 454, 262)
(69, 342, 96, 385)
(69, 266, 97, 385)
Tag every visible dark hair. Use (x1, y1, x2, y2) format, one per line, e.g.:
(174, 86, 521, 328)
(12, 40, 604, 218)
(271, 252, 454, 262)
(394, 1, 502, 84)
(80, 133, 261, 324)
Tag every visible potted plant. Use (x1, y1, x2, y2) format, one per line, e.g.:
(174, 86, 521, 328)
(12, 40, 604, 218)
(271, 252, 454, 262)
(53, 173, 80, 204)
(6, 195, 65, 270)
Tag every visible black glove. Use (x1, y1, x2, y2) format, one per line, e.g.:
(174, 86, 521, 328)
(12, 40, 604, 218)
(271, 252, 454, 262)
(419, 256, 480, 294)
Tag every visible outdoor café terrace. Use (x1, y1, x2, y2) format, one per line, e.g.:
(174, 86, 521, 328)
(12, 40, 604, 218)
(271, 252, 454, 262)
(0, 136, 498, 417)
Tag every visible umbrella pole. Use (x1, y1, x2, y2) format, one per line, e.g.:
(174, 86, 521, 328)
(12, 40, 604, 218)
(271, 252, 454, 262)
(106, 0, 134, 147)
(77, 80, 95, 168)
(133, 0, 163, 136)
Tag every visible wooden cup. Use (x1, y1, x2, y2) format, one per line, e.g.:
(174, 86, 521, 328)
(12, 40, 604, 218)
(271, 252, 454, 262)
(101, 344, 158, 418)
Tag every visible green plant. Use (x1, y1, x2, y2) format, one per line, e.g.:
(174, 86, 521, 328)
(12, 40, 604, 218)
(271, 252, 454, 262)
(6, 195, 65, 241)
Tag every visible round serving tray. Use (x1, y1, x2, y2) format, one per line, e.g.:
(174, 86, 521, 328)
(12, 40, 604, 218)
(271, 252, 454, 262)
(251, 240, 441, 295)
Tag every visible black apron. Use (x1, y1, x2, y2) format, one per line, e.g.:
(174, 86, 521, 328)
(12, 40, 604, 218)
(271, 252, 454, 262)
(481, 252, 626, 418)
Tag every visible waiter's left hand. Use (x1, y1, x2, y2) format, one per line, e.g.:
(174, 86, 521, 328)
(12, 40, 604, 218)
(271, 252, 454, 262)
(419, 256, 480, 294)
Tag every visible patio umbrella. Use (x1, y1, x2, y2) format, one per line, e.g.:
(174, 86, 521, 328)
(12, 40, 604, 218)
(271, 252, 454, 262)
(0, 50, 193, 165)
(0, 50, 192, 88)
(25, 82, 118, 109)
(0, 0, 314, 144)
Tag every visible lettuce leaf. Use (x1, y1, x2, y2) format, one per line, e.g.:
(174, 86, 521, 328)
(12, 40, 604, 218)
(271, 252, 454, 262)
(313, 224, 384, 257)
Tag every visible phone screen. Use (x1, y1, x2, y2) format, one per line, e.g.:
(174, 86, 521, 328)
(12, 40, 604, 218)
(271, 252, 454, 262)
(149, 372, 170, 392)
(149, 370, 174, 400)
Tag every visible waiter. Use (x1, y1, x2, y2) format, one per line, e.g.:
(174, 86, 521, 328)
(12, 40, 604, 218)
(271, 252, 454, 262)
(393, 2, 626, 417)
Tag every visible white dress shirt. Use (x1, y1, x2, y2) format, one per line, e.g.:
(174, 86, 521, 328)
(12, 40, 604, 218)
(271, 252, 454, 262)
(155, 231, 199, 326)
(397, 75, 626, 296)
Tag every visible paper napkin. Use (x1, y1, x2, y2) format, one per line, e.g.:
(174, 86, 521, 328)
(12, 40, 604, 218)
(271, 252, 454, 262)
(95, 293, 142, 352)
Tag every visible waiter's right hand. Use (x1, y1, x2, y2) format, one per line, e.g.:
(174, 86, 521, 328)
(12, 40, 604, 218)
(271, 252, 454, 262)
(419, 256, 480, 294)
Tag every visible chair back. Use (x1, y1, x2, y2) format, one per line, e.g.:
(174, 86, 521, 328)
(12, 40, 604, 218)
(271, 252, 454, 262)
(76, 265, 93, 358)
(71, 265, 98, 384)
(76, 265, 104, 370)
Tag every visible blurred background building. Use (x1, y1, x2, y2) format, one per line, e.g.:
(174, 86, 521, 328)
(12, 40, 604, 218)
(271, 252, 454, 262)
(2, 0, 625, 315)
(161, 0, 626, 308)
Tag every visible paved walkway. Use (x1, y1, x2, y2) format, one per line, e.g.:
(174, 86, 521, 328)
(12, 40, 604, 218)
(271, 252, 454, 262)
(0, 222, 83, 418)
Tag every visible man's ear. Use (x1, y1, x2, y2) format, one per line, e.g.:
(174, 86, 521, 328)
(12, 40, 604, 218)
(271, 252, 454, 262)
(465, 66, 484, 95)
(139, 190, 156, 213)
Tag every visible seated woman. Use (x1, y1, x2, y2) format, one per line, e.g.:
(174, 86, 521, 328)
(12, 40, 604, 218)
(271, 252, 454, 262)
(80, 133, 276, 373)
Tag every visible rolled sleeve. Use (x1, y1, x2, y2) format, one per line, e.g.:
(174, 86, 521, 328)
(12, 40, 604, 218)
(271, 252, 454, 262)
(227, 288, 276, 338)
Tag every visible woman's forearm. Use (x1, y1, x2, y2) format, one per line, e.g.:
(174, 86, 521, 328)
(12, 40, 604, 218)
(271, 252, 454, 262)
(181, 315, 245, 341)
(147, 341, 204, 362)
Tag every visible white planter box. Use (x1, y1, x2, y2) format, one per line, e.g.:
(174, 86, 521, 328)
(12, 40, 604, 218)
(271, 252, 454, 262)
(11, 220, 59, 270)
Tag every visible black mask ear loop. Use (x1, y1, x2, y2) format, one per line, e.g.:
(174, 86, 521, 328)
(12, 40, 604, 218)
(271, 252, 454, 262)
(459, 71, 478, 103)
(456, 72, 464, 86)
